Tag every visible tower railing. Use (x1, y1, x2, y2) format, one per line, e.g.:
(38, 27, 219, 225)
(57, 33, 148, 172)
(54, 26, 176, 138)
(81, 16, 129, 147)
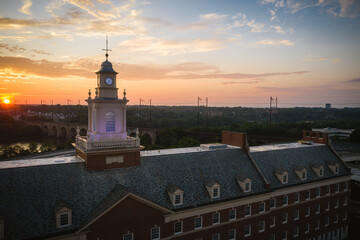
(76, 136, 140, 151)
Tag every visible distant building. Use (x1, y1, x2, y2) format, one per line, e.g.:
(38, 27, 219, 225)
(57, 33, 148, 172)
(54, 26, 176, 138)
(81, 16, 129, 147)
(312, 127, 355, 139)
(326, 103, 331, 109)
(0, 52, 351, 240)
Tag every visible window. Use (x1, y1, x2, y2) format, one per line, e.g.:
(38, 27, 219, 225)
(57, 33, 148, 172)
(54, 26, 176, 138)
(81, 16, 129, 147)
(123, 233, 133, 240)
(245, 181, 251, 192)
(294, 210, 299, 220)
(312, 165, 324, 177)
(305, 207, 310, 217)
(283, 195, 288, 206)
(316, 188, 320, 198)
(344, 182, 348, 190)
(229, 229, 236, 240)
(304, 223, 309, 233)
(325, 217, 329, 226)
(213, 212, 220, 225)
(270, 234, 275, 240)
(174, 194, 181, 205)
(305, 190, 310, 200)
(315, 204, 320, 214)
(282, 230, 287, 240)
(194, 216, 202, 229)
(283, 174, 288, 183)
(59, 213, 70, 227)
(269, 216, 276, 227)
(259, 221, 265, 232)
(294, 193, 299, 203)
(334, 213, 339, 223)
(151, 227, 160, 240)
(92, 110, 96, 131)
(343, 211, 347, 221)
(326, 185, 330, 195)
(335, 199, 339, 208)
(245, 205, 251, 217)
(294, 226, 299, 237)
(319, 168, 323, 176)
(213, 187, 220, 198)
(282, 212, 288, 224)
(259, 202, 265, 213)
(315, 220, 320, 230)
(270, 198, 276, 209)
(244, 224, 251, 237)
(335, 184, 339, 193)
(174, 221, 182, 234)
(302, 171, 307, 180)
(212, 233, 220, 240)
(344, 196, 348, 206)
(105, 111, 115, 132)
(229, 209, 236, 221)
(326, 201, 330, 211)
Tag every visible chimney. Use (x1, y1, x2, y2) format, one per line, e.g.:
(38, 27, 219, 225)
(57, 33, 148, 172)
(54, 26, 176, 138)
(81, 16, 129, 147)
(302, 131, 329, 145)
(222, 131, 249, 152)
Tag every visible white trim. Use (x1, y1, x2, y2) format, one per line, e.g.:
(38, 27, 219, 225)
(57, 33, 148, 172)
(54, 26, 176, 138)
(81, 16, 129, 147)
(150, 226, 160, 240)
(194, 216, 202, 229)
(244, 224, 251, 237)
(212, 212, 220, 225)
(259, 220, 265, 233)
(174, 221, 183, 234)
(245, 205, 251, 217)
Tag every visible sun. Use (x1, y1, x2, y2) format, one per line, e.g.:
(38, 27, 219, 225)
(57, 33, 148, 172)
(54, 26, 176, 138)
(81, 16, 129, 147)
(3, 99, 10, 104)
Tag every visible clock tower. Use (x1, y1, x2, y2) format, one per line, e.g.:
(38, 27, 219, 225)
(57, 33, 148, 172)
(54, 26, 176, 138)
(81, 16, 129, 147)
(75, 38, 143, 171)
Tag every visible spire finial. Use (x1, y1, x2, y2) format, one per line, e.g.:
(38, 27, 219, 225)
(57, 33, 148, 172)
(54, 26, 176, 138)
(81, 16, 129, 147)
(102, 35, 111, 60)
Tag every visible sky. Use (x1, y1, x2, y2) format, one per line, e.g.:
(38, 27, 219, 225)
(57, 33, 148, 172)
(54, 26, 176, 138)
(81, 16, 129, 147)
(0, 0, 359, 108)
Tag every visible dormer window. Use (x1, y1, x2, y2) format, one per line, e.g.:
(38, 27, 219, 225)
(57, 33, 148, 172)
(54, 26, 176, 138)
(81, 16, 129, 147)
(294, 166, 307, 180)
(55, 202, 72, 228)
(204, 178, 220, 199)
(311, 164, 324, 177)
(328, 162, 339, 174)
(236, 175, 252, 192)
(167, 184, 184, 206)
(275, 169, 288, 184)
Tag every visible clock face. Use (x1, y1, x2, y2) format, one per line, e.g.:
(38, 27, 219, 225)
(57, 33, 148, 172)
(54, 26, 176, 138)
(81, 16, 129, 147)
(105, 77, 113, 85)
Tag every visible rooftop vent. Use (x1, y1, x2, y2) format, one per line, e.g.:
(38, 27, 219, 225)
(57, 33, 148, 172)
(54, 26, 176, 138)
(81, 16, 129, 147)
(200, 143, 227, 150)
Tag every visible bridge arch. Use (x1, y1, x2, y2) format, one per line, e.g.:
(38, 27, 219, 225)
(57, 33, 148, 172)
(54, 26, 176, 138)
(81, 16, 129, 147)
(58, 127, 67, 138)
(80, 128, 87, 136)
(68, 128, 77, 138)
(49, 126, 58, 137)
(140, 133, 152, 145)
(42, 125, 49, 136)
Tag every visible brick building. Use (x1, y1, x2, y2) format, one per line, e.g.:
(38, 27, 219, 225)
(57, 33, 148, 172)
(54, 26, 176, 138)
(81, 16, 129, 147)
(0, 52, 350, 240)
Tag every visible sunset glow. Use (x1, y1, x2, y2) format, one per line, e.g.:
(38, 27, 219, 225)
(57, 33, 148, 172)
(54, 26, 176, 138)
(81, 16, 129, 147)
(0, 0, 359, 107)
(3, 99, 10, 104)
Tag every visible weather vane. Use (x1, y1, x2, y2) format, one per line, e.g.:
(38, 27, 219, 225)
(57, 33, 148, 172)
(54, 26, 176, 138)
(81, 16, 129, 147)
(102, 35, 111, 60)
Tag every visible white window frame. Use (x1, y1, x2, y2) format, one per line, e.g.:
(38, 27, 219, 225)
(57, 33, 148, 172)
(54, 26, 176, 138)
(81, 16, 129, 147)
(282, 212, 288, 224)
(293, 226, 299, 237)
(294, 192, 299, 203)
(174, 221, 183, 234)
(270, 198, 276, 209)
(305, 207, 310, 217)
(151, 227, 160, 240)
(282, 230, 287, 240)
(326, 185, 330, 195)
(56, 207, 72, 228)
(123, 233, 133, 240)
(229, 229, 236, 240)
(294, 209, 299, 221)
(283, 174, 288, 184)
(229, 208, 236, 221)
(315, 220, 320, 230)
(326, 201, 330, 211)
(194, 216, 202, 229)
(325, 217, 329, 227)
(270, 216, 276, 228)
(335, 183, 339, 193)
(283, 195, 288, 206)
(212, 212, 220, 225)
(304, 223, 310, 234)
(335, 199, 339, 208)
(259, 202, 265, 214)
(343, 211, 347, 221)
(244, 224, 251, 237)
(212, 233, 220, 240)
(344, 196, 348, 206)
(344, 182, 348, 191)
(244, 181, 251, 192)
(259, 220, 265, 233)
(305, 190, 310, 200)
(334, 213, 339, 223)
(316, 188, 320, 198)
(245, 205, 251, 217)
(212, 187, 220, 199)
(315, 204, 320, 214)
(174, 193, 182, 206)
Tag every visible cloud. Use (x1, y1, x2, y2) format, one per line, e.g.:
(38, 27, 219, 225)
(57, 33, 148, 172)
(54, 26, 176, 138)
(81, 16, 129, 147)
(346, 78, 360, 83)
(232, 13, 265, 33)
(255, 39, 295, 46)
(222, 81, 260, 85)
(18, 0, 33, 16)
(304, 55, 329, 61)
(272, 25, 285, 34)
(269, 9, 279, 22)
(182, 13, 228, 30)
(0, 43, 26, 53)
(118, 36, 225, 55)
(0, 56, 310, 82)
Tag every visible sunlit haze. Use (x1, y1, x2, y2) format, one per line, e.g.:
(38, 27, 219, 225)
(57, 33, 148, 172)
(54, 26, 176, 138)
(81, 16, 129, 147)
(0, 0, 359, 107)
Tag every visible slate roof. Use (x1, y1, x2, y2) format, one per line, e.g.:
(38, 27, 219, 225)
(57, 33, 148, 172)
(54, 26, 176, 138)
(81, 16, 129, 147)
(0, 147, 267, 240)
(251, 145, 349, 189)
